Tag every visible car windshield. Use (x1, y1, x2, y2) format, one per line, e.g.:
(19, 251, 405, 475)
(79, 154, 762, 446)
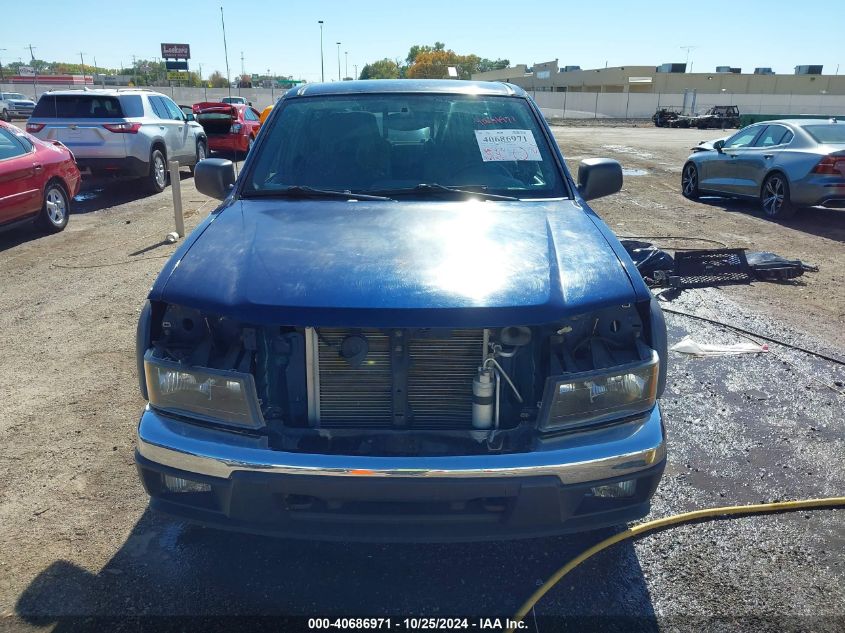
(804, 124, 845, 144)
(244, 94, 568, 199)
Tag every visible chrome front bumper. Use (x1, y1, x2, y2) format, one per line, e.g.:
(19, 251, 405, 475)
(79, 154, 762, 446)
(136, 405, 665, 485)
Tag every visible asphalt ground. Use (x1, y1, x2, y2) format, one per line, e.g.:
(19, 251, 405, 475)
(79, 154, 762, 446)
(0, 123, 842, 633)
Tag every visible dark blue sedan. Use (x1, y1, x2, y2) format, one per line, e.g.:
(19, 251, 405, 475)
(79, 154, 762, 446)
(134, 80, 668, 541)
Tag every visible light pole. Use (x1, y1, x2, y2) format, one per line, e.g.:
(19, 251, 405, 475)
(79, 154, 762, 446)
(680, 45, 698, 73)
(79, 52, 86, 85)
(318, 21, 324, 82)
(221, 6, 232, 98)
(354, 64, 358, 80)
(345, 51, 348, 80)
(336, 42, 341, 81)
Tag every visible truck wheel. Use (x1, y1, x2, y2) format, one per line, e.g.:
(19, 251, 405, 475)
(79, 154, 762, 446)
(38, 180, 70, 233)
(682, 163, 700, 199)
(761, 173, 796, 220)
(146, 148, 167, 193)
(189, 140, 207, 175)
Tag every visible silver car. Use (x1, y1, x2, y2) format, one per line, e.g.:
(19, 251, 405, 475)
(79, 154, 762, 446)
(26, 89, 207, 193)
(681, 119, 845, 219)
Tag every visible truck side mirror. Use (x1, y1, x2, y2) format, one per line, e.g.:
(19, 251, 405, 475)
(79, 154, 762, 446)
(195, 158, 236, 200)
(577, 158, 623, 201)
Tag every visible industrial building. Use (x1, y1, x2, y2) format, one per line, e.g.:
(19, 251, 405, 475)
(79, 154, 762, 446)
(472, 61, 845, 118)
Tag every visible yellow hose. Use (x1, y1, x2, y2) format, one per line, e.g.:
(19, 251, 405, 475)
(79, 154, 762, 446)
(506, 497, 845, 633)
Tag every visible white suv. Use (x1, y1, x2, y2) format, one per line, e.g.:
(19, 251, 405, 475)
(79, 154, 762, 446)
(27, 89, 207, 192)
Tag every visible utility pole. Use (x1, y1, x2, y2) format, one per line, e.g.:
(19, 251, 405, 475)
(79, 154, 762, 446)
(345, 51, 348, 80)
(336, 42, 341, 81)
(354, 64, 357, 80)
(79, 52, 86, 84)
(318, 20, 324, 82)
(27, 45, 37, 97)
(132, 54, 137, 86)
(0, 48, 7, 83)
(680, 46, 699, 73)
(221, 6, 232, 98)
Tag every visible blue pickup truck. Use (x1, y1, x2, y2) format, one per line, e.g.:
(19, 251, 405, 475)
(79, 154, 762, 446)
(134, 80, 667, 541)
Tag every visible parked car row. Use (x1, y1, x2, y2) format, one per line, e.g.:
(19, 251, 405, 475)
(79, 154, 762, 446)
(1, 88, 269, 236)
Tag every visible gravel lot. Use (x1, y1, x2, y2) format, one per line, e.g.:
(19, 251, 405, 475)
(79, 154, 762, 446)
(0, 122, 842, 632)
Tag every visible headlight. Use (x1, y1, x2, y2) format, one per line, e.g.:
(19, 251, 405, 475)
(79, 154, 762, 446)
(538, 350, 659, 432)
(144, 350, 265, 429)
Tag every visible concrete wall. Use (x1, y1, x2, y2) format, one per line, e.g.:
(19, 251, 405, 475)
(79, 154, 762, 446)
(531, 91, 845, 119)
(474, 64, 845, 96)
(1, 83, 285, 111)
(9, 82, 845, 121)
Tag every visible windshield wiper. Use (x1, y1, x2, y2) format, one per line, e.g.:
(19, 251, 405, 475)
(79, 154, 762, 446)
(368, 183, 519, 201)
(242, 186, 393, 201)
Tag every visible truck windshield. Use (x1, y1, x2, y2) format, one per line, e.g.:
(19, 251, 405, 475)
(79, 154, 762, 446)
(244, 94, 568, 199)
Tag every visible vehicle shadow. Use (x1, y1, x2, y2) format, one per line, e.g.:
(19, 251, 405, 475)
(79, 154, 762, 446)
(14, 510, 658, 631)
(695, 196, 845, 244)
(72, 172, 196, 215)
(0, 222, 52, 253)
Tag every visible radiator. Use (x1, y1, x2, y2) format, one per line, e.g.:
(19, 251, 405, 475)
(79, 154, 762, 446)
(310, 328, 484, 429)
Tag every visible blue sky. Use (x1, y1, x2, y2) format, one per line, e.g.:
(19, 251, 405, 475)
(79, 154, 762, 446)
(2, 0, 842, 81)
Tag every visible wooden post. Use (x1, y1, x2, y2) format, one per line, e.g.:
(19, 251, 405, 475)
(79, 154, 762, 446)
(169, 161, 185, 238)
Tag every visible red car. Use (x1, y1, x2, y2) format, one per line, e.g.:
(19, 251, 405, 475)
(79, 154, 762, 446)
(192, 102, 262, 155)
(0, 121, 80, 234)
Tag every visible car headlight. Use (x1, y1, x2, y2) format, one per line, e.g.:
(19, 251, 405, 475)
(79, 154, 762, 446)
(144, 350, 265, 429)
(538, 350, 659, 432)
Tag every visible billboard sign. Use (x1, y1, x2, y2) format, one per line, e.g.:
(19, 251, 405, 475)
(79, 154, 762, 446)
(161, 43, 190, 59)
(165, 60, 189, 71)
(166, 71, 189, 81)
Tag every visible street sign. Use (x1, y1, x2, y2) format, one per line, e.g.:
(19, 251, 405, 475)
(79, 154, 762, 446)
(167, 71, 189, 81)
(161, 43, 190, 59)
(165, 60, 189, 71)
(19, 66, 34, 76)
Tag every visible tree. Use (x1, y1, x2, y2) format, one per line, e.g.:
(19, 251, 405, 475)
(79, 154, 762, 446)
(209, 71, 229, 88)
(359, 58, 401, 80)
(477, 58, 510, 73)
(406, 49, 480, 80)
(406, 41, 445, 66)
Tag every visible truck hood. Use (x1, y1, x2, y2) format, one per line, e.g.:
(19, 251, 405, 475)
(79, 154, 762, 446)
(156, 199, 639, 327)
